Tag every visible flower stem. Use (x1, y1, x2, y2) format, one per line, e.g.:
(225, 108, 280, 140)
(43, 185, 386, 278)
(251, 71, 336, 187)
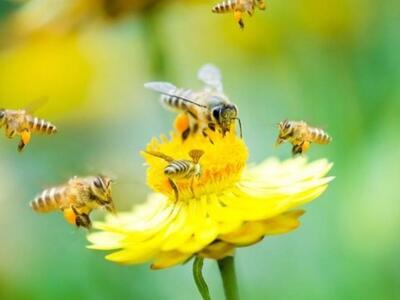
(193, 256, 212, 300)
(218, 256, 240, 300)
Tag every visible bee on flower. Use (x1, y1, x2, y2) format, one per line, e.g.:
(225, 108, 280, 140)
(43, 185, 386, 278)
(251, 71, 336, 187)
(88, 119, 333, 270)
(145, 64, 242, 143)
(144, 149, 204, 201)
(211, 0, 267, 29)
(276, 120, 332, 155)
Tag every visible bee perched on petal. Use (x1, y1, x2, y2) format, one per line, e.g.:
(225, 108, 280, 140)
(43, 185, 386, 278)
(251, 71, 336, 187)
(30, 175, 115, 229)
(145, 64, 242, 143)
(144, 149, 204, 201)
(276, 120, 332, 155)
(211, 0, 266, 29)
(0, 100, 58, 152)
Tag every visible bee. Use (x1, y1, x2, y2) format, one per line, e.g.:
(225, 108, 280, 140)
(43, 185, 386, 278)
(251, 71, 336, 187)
(275, 120, 332, 155)
(145, 64, 242, 143)
(211, 0, 266, 29)
(145, 149, 204, 201)
(0, 99, 57, 152)
(30, 175, 115, 229)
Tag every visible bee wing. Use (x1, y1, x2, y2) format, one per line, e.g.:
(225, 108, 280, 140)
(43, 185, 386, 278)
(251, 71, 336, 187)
(25, 96, 49, 114)
(144, 81, 178, 95)
(144, 150, 174, 163)
(197, 64, 224, 93)
(144, 82, 207, 109)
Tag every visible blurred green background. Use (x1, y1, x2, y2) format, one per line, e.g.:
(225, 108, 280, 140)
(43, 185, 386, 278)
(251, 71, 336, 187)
(0, 0, 399, 299)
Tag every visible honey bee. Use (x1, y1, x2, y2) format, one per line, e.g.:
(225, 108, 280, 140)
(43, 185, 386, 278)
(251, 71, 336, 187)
(145, 149, 204, 201)
(145, 64, 242, 143)
(0, 99, 57, 152)
(30, 175, 115, 229)
(275, 120, 332, 155)
(211, 0, 266, 29)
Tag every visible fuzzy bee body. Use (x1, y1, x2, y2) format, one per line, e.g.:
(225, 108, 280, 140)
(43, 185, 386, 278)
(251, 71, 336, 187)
(30, 175, 115, 229)
(164, 159, 201, 180)
(145, 64, 242, 142)
(212, 0, 266, 28)
(276, 120, 332, 155)
(145, 150, 204, 201)
(0, 108, 57, 152)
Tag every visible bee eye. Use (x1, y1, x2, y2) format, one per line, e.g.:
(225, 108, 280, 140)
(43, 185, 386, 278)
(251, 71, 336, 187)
(212, 108, 220, 120)
(0, 110, 4, 118)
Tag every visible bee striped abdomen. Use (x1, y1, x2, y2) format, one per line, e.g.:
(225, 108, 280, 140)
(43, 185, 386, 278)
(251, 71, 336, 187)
(30, 187, 65, 213)
(212, 0, 237, 13)
(161, 88, 194, 111)
(28, 116, 57, 135)
(309, 127, 332, 144)
(164, 160, 195, 179)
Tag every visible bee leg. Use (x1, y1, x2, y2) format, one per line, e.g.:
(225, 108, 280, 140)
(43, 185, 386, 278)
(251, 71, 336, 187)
(72, 206, 92, 229)
(234, 10, 244, 29)
(182, 128, 191, 141)
(190, 177, 196, 199)
(208, 123, 216, 132)
(75, 213, 92, 229)
(292, 144, 303, 156)
(168, 178, 179, 202)
(202, 128, 214, 144)
(18, 129, 31, 152)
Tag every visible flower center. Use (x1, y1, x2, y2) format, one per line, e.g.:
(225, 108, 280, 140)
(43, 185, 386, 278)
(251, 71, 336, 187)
(143, 130, 248, 202)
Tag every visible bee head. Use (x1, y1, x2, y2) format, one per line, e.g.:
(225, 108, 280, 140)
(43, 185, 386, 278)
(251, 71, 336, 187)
(211, 104, 238, 135)
(276, 120, 293, 145)
(92, 175, 115, 213)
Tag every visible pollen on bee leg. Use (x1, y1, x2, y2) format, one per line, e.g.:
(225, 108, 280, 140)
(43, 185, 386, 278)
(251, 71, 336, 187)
(234, 10, 244, 28)
(63, 208, 77, 225)
(21, 130, 31, 145)
(174, 113, 189, 134)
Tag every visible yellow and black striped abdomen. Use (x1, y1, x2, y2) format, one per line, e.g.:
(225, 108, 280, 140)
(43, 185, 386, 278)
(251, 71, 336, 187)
(164, 160, 196, 179)
(161, 88, 194, 112)
(308, 127, 332, 144)
(27, 115, 57, 135)
(212, 0, 238, 13)
(30, 187, 66, 213)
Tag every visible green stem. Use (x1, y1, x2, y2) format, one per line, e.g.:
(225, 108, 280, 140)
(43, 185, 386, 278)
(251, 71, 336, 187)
(218, 256, 240, 300)
(193, 257, 212, 300)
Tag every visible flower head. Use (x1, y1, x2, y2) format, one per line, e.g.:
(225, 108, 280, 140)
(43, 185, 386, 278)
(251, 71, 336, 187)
(88, 119, 333, 269)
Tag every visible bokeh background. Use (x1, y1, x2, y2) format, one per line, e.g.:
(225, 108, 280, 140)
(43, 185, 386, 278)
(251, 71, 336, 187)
(0, 0, 399, 299)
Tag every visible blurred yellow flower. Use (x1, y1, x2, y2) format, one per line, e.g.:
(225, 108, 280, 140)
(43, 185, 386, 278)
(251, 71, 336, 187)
(88, 127, 333, 269)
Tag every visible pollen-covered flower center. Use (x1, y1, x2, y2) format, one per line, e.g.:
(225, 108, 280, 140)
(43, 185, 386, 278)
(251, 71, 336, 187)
(143, 131, 248, 201)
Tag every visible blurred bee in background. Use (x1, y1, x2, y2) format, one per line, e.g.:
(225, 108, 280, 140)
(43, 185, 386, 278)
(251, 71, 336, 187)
(211, 0, 266, 29)
(0, 99, 58, 152)
(30, 175, 115, 229)
(145, 149, 204, 201)
(145, 64, 242, 143)
(275, 120, 332, 155)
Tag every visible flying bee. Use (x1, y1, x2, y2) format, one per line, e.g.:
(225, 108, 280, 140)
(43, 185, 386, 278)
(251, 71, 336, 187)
(0, 99, 57, 152)
(30, 175, 115, 229)
(145, 64, 242, 143)
(145, 149, 204, 201)
(275, 120, 332, 155)
(211, 0, 266, 29)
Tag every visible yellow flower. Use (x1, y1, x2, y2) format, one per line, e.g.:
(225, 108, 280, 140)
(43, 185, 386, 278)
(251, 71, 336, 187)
(88, 127, 333, 270)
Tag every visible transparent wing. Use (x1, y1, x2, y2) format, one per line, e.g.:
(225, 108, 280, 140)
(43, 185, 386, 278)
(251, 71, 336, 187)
(144, 82, 178, 95)
(144, 82, 207, 109)
(25, 96, 49, 114)
(197, 64, 223, 93)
